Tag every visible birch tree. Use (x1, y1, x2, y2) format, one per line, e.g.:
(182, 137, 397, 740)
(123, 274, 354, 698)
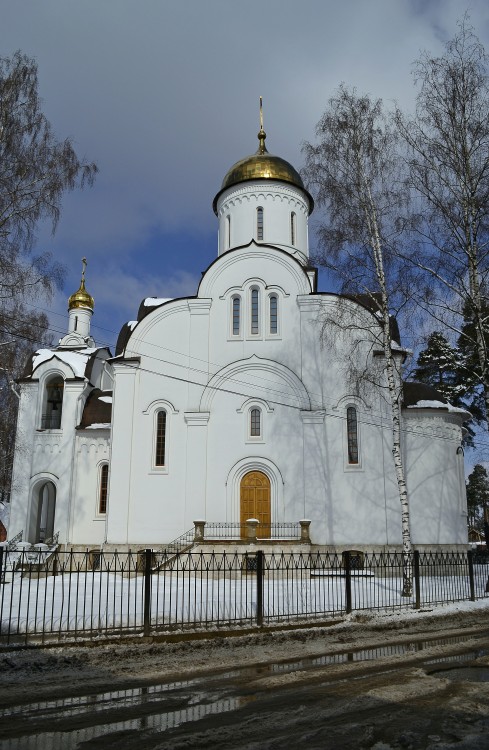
(0, 50, 98, 304)
(303, 86, 414, 595)
(397, 19, 489, 429)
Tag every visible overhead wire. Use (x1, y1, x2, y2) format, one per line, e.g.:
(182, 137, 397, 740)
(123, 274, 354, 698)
(2, 304, 488, 449)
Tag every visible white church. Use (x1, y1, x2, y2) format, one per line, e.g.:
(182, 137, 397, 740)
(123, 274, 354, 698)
(8, 123, 470, 552)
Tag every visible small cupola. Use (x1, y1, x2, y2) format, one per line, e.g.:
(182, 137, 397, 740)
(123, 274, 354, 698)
(59, 258, 96, 348)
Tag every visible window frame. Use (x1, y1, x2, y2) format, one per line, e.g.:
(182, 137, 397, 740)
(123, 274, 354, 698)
(268, 293, 279, 337)
(290, 211, 296, 246)
(97, 463, 109, 516)
(154, 409, 167, 469)
(226, 214, 231, 249)
(256, 206, 264, 241)
(247, 405, 264, 442)
(344, 404, 362, 469)
(41, 375, 65, 431)
(231, 294, 242, 338)
(250, 287, 260, 336)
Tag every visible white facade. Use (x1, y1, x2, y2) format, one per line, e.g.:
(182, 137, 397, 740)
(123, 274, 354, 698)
(8, 133, 470, 550)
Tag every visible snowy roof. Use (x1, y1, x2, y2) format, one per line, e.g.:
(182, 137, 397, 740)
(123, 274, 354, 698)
(402, 381, 470, 418)
(406, 400, 469, 415)
(143, 297, 173, 307)
(30, 348, 100, 378)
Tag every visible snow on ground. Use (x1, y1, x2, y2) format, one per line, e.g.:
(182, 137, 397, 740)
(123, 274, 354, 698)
(1, 561, 488, 636)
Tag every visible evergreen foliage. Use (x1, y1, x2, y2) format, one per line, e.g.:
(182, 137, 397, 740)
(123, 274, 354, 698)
(466, 464, 489, 533)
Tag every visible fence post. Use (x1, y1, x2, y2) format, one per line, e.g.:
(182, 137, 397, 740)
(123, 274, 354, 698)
(0, 545, 3, 584)
(467, 549, 476, 602)
(413, 550, 421, 609)
(143, 548, 152, 636)
(193, 520, 206, 543)
(299, 520, 311, 544)
(256, 550, 264, 626)
(344, 551, 352, 614)
(246, 519, 259, 544)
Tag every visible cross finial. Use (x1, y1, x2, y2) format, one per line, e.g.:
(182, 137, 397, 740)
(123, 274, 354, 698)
(257, 96, 267, 154)
(81, 257, 87, 284)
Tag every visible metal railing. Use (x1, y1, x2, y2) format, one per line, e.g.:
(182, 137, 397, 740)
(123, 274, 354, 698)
(40, 413, 62, 429)
(201, 522, 301, 540)
(0, 548, 487, 645)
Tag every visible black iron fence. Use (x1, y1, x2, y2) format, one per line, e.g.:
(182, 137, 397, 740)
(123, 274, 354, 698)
(0, 547, 487, 645)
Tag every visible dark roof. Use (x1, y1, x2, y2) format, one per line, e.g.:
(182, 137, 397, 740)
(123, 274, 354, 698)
(402, 381, 448, 408)
(343, 293, 401, 345)
(78, 389, 112, 428)
(115, 323, 133, 357)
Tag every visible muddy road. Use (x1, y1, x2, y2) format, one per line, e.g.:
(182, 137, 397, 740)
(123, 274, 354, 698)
(1, 605, 489, 749)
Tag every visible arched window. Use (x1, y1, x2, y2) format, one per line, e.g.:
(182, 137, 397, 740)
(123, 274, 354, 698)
(347, 407, 359, 464)
(232, 296, 241, 336)
(42, 377, 64, 429)
(155, 410, 167, 467)
(290, 212, 296, 245)
(99, 464, 109, 514)
(250, 408, 261, 437)
(251, 288, 259, 334)
(256, 207, 264, 240)
(226, 215, 231, 249)
(269, 295, 278, 334)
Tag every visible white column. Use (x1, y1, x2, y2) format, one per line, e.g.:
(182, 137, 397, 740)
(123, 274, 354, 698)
(186, 299, 211, 410)
(106, 361, 138, 544)
(300, 410, 326, 543)
(184, 412, 210, 527)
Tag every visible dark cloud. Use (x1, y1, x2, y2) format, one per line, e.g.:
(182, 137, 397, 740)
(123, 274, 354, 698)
(2, 0, 489, 334)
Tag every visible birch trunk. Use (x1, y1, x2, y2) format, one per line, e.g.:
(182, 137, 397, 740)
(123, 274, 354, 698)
(363, 180, 413, 596)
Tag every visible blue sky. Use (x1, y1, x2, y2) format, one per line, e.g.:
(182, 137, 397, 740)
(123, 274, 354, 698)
(2, 2, 489, 362)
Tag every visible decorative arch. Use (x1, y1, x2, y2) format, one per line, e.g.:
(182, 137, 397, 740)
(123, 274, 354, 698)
(226, 456, 284, 525)
(200, 356, 310, 412)
(142, 398, 178, 415)
(28, 473, 59, 543)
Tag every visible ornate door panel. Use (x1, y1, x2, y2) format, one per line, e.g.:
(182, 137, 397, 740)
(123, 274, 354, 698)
(240, 471, 271, 538)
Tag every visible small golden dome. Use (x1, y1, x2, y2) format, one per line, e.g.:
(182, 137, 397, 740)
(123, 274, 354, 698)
(213, 127, 313, 215)
(68, 258, 94, 311)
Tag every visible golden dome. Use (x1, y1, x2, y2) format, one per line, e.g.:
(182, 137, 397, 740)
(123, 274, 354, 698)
(213, 127, 313, 215)
(68, 259, 94, 311)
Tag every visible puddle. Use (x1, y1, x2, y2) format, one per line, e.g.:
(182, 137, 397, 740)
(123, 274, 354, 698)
(431, 666, 489, 682)
(2, 630, 489, 749)
(0, 681, 251, 750)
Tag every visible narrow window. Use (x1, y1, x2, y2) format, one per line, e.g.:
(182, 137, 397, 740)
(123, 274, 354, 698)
(257, 207, 264, 240)
(155, 410, 167, 466)
(250, 408, 261, 437)
(226, 215, 231, 249)
(74, 315, 78, 331)
(232, 296, 241, 336)
(251, 288, 259, 334)
(290, 212, 296, 245)
(42, 378, 64, 429)
(99, 464, 108, 514)
(347, 407, 359, 464)
(269, 295, 278, 334)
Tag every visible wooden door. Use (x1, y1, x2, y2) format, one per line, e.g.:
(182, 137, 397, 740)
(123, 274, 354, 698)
(240, 471, 271, 538)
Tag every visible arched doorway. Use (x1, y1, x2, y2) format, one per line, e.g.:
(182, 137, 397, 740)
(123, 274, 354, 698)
(29, 481, 56, 543)
(240, 471, 271, 538)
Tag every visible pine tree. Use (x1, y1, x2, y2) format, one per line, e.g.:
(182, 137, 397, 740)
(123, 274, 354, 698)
(413, 332, 463, 403)
(466, 464, 489, 533)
